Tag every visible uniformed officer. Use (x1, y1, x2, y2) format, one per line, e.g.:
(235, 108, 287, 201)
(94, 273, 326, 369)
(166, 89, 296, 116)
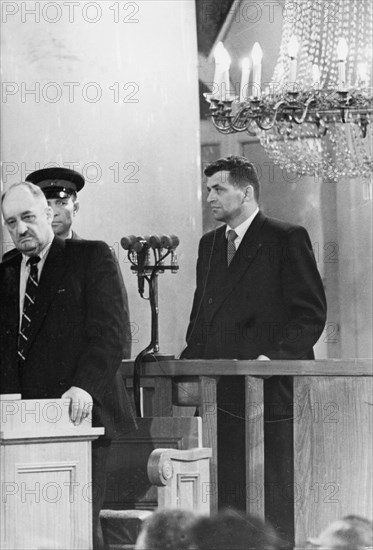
(26, 167, 83, 240)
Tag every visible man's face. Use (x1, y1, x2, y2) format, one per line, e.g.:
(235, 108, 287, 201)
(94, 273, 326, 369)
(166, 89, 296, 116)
(48, 196, 79, 238)
(206, 171, 248, 225)
(2, 186, 54, 256)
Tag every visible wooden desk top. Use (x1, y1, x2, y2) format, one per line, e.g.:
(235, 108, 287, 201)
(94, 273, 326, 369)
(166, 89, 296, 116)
(119, 358, 373, 377)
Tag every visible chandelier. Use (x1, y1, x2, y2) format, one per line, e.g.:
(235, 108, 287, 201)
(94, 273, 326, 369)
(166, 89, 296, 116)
(204, 0, 373, 180)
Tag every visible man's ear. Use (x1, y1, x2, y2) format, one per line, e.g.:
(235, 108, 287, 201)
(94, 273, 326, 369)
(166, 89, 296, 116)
(46, 206, 54, 222)
(243, 185, 254, 200)
(73, 200, 80, 216)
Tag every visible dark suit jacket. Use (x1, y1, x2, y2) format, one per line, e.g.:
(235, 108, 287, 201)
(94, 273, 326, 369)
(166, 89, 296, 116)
(182, 212, 327, 390)
(71, 230, 131, 359)
(0, 237, 136, 438)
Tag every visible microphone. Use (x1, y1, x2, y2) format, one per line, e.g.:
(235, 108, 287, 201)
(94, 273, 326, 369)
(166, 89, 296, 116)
(134, 236, 149, 296)
(160, 234, 180, 249)
(149, 235, 162, 249)
(120, 234, 137, 250)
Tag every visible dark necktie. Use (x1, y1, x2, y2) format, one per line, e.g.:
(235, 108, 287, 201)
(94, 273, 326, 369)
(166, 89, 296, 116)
(18, 256, 41, 363)
(227, 229, 238, 266)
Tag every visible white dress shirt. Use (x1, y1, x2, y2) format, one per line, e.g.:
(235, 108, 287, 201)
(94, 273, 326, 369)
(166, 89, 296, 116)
(225, 207, 259, 249)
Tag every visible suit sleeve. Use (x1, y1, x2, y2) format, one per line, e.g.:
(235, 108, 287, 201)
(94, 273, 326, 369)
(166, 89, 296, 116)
(265, 226, 327, 360)
(110, 248, 131, 359)
(71, 241, 126, 404)
(181, 238, 207, 359)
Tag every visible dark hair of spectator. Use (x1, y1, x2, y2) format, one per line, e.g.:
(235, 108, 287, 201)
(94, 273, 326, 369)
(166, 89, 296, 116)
(136, 508, 197, 550)
(190, 508, 281, 550)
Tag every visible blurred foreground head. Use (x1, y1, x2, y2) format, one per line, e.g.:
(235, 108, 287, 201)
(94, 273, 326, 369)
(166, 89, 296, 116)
(190, 508, 281, 550)
(307, 515, 373, 549)
(135, 508, 198, 550)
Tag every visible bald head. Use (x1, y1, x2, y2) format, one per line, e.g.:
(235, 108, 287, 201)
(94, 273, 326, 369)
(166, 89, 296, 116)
(2, 182, 54, 256)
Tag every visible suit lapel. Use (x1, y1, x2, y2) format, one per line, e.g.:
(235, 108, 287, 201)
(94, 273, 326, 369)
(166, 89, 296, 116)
(205, 212, 267, 321)
(1, 252, 22, 331)
(227, 211, 266, 281)
(207, 227, 229, 288)
(23, 237, 67, 357)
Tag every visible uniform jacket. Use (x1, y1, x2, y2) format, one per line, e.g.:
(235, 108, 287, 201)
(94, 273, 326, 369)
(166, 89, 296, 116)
(0, 236, 136, 438)
(183, 211, 327, 362)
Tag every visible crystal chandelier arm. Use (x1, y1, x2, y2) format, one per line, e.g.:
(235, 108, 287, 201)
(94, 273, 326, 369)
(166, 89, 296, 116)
(255, 99, 286, 130)
(292, 96, 316, 124)
(231, 107, 256, 132)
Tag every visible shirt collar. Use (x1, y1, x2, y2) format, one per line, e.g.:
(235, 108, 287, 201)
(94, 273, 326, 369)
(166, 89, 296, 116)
(226, 207, 259, 239)
(21, 240, 53, 265)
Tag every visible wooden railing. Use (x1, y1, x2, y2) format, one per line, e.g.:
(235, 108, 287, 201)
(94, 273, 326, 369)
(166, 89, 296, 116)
(119, 359, 372, 548)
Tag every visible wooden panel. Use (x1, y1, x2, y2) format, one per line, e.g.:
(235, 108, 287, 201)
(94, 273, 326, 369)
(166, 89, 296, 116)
(177, 474, 200, 510)
(199, 376, 218, 512)
(120, 359, 373, 377)
(1, 440, 93, 550)
(245, 376, 264, 517)
(294, 377, 373, 548)
(151, 448, 211, 514)
(104, 417, 202, 510)
(153, 378, 173, 416)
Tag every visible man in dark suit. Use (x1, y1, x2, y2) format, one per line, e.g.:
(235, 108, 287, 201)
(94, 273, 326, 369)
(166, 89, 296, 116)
(182, 156, 327, 546)
(25, 166, 131, 358)
(0, 182, 135, 549)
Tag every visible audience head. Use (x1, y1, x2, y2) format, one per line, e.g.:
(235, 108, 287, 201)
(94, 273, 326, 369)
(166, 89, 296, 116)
(307, 515, 373, 549)
(1, 182, 54, 257)
(190, 508, 280, 550)
(135, 508, 198, 550)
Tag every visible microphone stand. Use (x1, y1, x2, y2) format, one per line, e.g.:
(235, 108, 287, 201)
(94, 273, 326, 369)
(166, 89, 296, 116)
(121, 236, 179, 417)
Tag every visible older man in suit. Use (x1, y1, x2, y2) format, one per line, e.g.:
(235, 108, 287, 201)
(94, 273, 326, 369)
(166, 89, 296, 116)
(182, 156, 327, 547)
(0, 182, 134, 549)
(25, 166, 131, 359)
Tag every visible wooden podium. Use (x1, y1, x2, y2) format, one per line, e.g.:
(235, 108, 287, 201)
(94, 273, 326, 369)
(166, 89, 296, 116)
(0, 395, 104, 550)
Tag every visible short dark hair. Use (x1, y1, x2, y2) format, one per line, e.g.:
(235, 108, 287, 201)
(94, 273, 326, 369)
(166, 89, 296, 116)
(190, 509, 280, 550)
(204, 155, 260, 201)
(336, 515, 373, 548)
(136, 509, 197, 550)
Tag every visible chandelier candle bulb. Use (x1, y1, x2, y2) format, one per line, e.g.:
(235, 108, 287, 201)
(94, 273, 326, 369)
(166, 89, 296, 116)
(287, 35, 300, 85)
(312, 64, 321, 91)
(213, 41, 231, 100)
(240, 57, 251, 102)
(251, 42, 263, 98)
(357, 62, 368, 87)
(337, 38, 348, 91)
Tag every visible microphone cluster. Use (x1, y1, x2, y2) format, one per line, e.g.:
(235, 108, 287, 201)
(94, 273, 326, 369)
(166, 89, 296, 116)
(120, 234, 180, 296)
(121, 234, 179, 252)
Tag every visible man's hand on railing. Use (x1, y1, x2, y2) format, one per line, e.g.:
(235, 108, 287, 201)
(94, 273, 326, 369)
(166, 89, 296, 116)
(253, 355, 272, 379)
